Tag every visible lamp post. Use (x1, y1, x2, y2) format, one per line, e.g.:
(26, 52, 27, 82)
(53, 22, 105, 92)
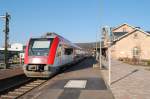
(108, 41, 111, 86)
(96, 32, 98, 60)
(107, 26, 112, 86)
(0, 12, 10, 69)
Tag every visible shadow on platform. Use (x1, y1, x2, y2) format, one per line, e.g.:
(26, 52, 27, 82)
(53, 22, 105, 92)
(111, 69, 139, 85)
(63, 57, 98, 73)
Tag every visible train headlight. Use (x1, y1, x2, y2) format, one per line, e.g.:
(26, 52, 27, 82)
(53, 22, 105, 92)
(44, 65, 50, 71)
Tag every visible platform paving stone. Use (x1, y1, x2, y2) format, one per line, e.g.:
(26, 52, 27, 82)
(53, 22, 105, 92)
(101, 59, 150, 99)
(19, 58, 114, 99)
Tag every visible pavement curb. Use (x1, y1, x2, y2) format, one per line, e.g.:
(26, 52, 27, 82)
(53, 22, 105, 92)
(99, 69, 115, 99)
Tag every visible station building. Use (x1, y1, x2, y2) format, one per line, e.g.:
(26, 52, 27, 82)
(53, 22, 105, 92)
(109, 23, 150, 60)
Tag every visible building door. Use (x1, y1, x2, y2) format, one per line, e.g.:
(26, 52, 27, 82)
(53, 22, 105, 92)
(132, 47, 140, 64)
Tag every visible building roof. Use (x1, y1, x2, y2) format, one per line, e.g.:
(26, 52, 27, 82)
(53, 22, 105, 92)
(146, 31, 150, 34)
(0, 43, 23, 52)
(112, 23, 136, 31)
(112, 23, 150, 42)
(113, 32, 128, 40)
(0, 48, 21, 52)
(114, 29, 150, 42)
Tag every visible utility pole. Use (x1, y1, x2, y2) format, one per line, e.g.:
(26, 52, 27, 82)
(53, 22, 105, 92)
(99, 27, 102, 69)
(0, 12, 10, 69)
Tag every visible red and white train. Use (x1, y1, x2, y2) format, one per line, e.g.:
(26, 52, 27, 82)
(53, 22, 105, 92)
(23, 33, 85, 78)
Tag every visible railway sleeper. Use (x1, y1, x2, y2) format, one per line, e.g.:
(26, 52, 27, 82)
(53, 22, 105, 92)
(33, 80, 46, 83)
(8, 91, 23, 95)
(1, 94, 17, 99)
(30, 82, 42, 85)
(14, 88, 29, 92)
(25, 84, 38, 87)
(20, 86, 33, 89)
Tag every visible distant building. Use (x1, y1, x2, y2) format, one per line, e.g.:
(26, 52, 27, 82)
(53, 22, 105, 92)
(0, 43, 23, 52)
(108, 23, 150, 60)
(0, 43, 24, 62)
(10, 43, 23, 51)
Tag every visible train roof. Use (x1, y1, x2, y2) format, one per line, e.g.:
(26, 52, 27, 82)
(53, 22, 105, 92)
(41, 32, 63, 38)
(36, 32, 82, 49)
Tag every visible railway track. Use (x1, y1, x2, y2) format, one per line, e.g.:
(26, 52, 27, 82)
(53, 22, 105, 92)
(0, 79, 47, 99)
(0, 58, 86, 99)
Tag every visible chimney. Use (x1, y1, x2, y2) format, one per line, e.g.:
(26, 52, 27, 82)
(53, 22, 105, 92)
(135, 27, 141, 29)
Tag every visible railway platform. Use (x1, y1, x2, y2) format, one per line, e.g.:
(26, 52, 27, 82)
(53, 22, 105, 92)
(0, 65, 24, 81)
(20, 57, 114, 99)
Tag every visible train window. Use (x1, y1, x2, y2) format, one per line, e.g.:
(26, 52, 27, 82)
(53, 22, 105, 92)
(32, 41, 50, 48)
(64, 48, 73, 55)
(28, 38, 53, 56)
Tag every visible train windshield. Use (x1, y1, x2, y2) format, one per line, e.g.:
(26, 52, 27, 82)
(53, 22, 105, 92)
(28, 38, 53, 56)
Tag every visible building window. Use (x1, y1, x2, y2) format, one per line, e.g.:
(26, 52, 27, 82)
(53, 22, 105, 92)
(123, 28, 126, 32)
(134, 33, 138, 39)
(133, 47, 140, 58)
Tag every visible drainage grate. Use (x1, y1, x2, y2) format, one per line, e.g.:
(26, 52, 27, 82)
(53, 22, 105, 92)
(64, 80, 87, 88)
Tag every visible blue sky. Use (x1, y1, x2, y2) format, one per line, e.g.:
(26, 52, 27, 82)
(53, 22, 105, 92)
(101, 0, 150, 30)
(0, 0, 150, 46)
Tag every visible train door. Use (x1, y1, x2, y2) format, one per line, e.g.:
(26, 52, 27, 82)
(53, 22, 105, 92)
(58, 44, 63, 65)
(64, 48, 73, 64)
(61, 44, 66, 65)
(73, 48, 76, 61)
(54, 44, 62, 66)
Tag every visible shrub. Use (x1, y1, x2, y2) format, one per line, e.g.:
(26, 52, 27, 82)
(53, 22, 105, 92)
(147, 60, 150, 66)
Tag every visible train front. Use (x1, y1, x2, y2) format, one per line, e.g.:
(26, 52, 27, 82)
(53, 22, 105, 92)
(23, 37, 58, 78)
